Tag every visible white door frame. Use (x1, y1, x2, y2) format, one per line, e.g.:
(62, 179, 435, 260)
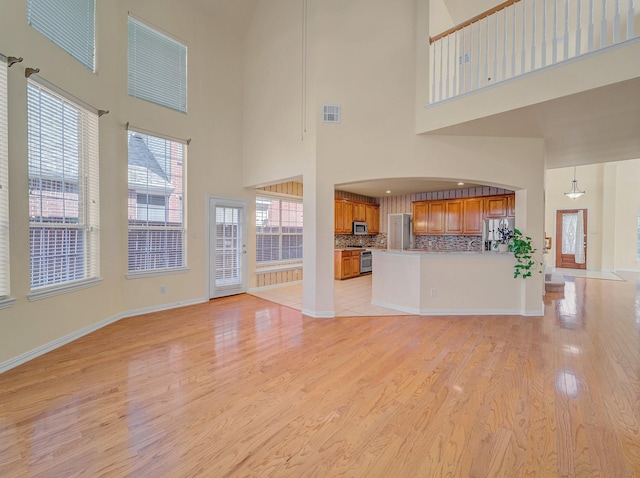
(206, 196, 249, 299)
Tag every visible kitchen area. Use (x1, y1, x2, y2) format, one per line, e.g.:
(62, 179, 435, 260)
(334, 187, 527, 316)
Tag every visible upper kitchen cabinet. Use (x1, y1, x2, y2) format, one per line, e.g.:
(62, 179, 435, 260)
(507, 194, 515, 217)
(353, 203, 366, 222)
(483, 194, 515, 219)
(462, 197, 483, 235)
(444, 200, 463, 234)
(334, 199, 353, 234)
(413, 197, 484, 236)
(412, 202, 428, 234)
(365, 204, 380, 234)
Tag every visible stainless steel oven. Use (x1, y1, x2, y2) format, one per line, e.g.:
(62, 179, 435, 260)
(360, 250, 372, 273)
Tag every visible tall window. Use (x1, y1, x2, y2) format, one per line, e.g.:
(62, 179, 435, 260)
(27, 0, 96, 71)
(256, 196, 303, 263)
(128, 15, 187, 113)
(127, 130, 185, 273)
(0, 58, 10, 300)
(27, 80, 100, 290)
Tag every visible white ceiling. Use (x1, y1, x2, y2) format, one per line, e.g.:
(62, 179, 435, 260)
(336, 178, 485, 198)
(425, 77, 640, 169)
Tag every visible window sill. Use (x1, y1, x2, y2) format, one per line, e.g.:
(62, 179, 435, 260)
(256, 263, 303, 274)
(28, 278, 103, 302)
(126, 267, 190, 280)
(0, 297, 17, 309)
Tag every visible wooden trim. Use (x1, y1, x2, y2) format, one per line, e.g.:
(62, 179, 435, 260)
(429, 0, 522, 44)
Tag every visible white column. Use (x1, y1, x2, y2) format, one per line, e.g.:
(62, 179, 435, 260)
(302, 173, 335, 318)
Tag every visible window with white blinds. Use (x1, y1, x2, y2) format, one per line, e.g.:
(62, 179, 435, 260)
(256, 196, 303, 263)
(0, 58, 10, 299)
(128, 16, 187, 113)
(127, 130, 186, 273)
(27, 0, 96, 71)
(27, 80, 100, 290)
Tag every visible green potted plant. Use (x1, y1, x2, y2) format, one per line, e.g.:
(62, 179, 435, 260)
(509, 229, 542, 279)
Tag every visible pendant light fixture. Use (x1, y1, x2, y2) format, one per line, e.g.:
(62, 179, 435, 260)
(564, 166, 585, 199)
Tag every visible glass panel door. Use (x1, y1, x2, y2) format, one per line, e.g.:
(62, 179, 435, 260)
(209, 198, 247, 298)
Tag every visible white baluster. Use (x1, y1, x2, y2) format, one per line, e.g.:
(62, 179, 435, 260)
(564, 0, 570, 60)
(522, 0, 527, 73)
(589, 0, 595, 51)
(542, 0, 548, 66)
(613, 0, 621, 43)
(553, 0, 558, 64)
(494, 12, 499, 82)
(485, 18, 489, 86)
(512, 4, 517, 76)
(461, 27, 466, 94)
(601, 0, 608, 48)
(503, 8, 508, 79)
(431, 41, 436, 103)
(531, 0, 537, 71)
(628, 0, 636, 40)
(465, 24, 475, 91)
(477, 22, 482, 88)
(439, 39, 443, 101)
(576, 0, 582, 56)
(446, 35, 450, 99)
(453, 32, 458, 97)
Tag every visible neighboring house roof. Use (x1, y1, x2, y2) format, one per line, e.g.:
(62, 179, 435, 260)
(127, 134, 175, 195)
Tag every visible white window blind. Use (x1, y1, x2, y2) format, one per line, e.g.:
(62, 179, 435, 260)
(256, 196, 303, 263)
(27, 80, 100, 290)
(27, 0, 96, 71)
(127, 130, 186, 272)
(128, 16, 187, 113)
(0, 58, 10, 298)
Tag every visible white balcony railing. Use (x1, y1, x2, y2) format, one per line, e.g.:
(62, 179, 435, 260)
(429, 0, 639, 104)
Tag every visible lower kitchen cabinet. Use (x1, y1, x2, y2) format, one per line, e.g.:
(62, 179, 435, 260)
(334, 250, 361, 280)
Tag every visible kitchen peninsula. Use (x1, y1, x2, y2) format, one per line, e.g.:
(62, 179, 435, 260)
(371, 249, 524, 315)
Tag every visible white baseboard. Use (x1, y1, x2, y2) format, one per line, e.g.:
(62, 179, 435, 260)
(301, 308, 335, 319)
(0, 297, 207, 374)
(615, 268, 640, 273)
(371, 299, 539, 317)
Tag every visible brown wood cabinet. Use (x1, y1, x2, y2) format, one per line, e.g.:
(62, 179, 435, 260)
(334, 250, 361, 280)
(462, 197, 483, 234)
(334, 199, 353, 234)
(444, 200, 463, 234)
(335, 199, 379, 235)
(413, 196, 486, 236)
(412, 202, 428, 234)
(483, 194, 515, 219)
(365, 204, 380, 234)
(428, 201, 446, 234)
(507, 194, 515, 217)
(353, 203, 366, 222)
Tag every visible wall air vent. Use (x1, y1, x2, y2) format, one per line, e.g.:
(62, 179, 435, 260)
(322, 104, 341, 123)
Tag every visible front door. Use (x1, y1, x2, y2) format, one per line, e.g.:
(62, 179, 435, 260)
(555, 209, 587, 269)
(209, 197, 247, 298)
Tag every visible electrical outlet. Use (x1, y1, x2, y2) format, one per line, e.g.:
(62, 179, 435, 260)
(431, 288, 437, 297)
(160, 286, 166, 294)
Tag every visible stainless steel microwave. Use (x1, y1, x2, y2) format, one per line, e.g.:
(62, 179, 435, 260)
(353, 221, 368, 235)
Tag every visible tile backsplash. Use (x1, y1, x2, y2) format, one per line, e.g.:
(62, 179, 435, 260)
(414, 235, 482, 252)
(335, 233, 482, 252)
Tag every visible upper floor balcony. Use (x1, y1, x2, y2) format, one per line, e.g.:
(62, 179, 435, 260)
(419, 0, 640, 144)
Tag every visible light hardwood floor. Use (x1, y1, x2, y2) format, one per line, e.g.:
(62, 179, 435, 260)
(1, 273, 639, 477)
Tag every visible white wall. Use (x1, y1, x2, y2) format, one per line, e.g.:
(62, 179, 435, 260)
(244, 0, 546, 316)
(545, 159, 640, 272)
(0, 0, 247, 366)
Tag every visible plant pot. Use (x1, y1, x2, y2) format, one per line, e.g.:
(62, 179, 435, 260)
(497, 243, 509, 253)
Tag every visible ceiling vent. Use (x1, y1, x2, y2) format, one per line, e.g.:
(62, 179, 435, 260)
(322, 104, 341, 123)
